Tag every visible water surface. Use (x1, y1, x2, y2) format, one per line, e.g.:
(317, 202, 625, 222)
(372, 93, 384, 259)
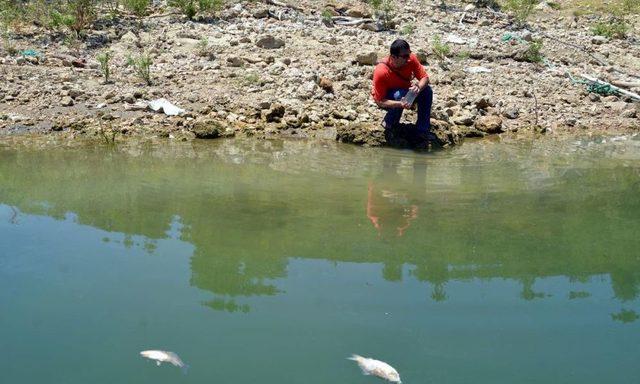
(1, 136, 639, 384)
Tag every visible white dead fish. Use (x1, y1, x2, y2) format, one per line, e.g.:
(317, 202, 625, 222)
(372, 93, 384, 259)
(348, 354, 401, 383)
(140, 350, 189, 373)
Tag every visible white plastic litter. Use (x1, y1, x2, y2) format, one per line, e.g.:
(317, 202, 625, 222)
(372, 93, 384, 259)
(148, 98, 185, 116)
(445, 34, 467, 45)
(464, 66, 492, 73)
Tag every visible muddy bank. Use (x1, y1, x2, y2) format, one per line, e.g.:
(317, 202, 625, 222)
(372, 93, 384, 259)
(0, 0, 639, 147)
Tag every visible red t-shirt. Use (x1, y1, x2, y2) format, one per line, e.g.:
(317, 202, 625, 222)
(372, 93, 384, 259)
(371, 53, 428, 102)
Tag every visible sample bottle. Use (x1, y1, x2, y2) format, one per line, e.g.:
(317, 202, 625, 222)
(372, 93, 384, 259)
(403, 89, 418, 105)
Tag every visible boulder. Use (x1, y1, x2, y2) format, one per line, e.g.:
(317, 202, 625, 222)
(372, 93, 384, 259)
(475, 115, 503, 134)
(355, 52, 378, 66)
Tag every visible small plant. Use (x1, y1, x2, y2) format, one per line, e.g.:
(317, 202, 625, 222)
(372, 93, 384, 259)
(63, 32, 83, 55)
(67, 0, 98, 35)
(123, 0, 150, 17)
(431, 35, 451, 60)
(455, 50, 470, 61)
(619, 0, 640, 14)
(127, 53, 153, 85)
(368, 0, 393, 28)
(523, 38, 543, 63)
(368, 0, 382, 11)
(96, 51, 112, 83)
(592, 19, 629, 39)
(49, 9, 74, 31)
(196, 37, 209, 56)
(98, 120, 118, 145)
(170, 0, 224, 19)
(378, 0, 395, 29)
(0, 0, 22, 31)
(503, 0, 538, 28)
(243, 73, 260, 85)
(2, 30, 17, 55)
(401, 23, 415, 35)
(321, 8, 333, 23)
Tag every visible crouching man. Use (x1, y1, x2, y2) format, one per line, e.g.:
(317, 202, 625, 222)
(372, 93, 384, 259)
(371, 39, 435, 143)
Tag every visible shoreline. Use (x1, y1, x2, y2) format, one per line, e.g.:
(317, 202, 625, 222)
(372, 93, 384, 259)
(1, 0, 639, 147)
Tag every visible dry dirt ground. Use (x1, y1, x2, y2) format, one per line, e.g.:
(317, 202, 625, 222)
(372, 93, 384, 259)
(1, 0, 639, 147)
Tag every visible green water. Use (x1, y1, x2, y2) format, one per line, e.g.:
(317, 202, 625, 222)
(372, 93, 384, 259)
(0, 137, 639, 384)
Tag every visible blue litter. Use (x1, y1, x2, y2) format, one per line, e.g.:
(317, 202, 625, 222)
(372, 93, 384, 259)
(20, 49, 41, 57)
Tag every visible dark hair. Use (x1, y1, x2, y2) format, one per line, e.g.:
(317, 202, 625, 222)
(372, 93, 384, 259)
(390, 39, 410, 56)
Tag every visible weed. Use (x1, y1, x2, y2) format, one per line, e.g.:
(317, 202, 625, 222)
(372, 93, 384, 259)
(170, 0, 224, 19)
(123, 0, 150, 17)
(126, 53, 152, 85)
(592, 19, 629, 38)
(401, 23, 415, 35)
(503, 0, 538, 28)
(432, 35, 451, 60)
(96, 50, 112, 83)
(523, 38, 543, 62)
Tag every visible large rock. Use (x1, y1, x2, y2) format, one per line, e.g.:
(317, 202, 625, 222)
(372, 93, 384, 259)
(475, 115, 503, 134)
(190, 119, 225, 139)
(336, 123, 386, 146)
(355, 52, 378, 66)
(256, 35, 285, 49)
(264, 104, 285, 122)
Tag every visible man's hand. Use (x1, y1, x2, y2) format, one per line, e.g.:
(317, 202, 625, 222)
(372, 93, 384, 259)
(409, 84, 420, 94)
(398, 100, 411, 109)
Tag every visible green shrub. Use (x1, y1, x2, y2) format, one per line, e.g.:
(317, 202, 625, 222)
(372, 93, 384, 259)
(67, 0, 98, 34)
(321, 9, 333, 23)
(523, 38, 543, 62)
(196, 37, 215, 58)
(432, 35, 451, 60)
(619, 0, 640, 14)
(123, 0, 150, 17)
(0, 0, 23, 30)
(503, 0, 538, 27)
(170, 0, 224, 19)
(127, 53, 153, 85)
(455, 50, 470, 61)
(592, 19, 629, 38)
(96, 50, 112, 83)
(401, 23, 415, 35)
(2, 31, 17, 55)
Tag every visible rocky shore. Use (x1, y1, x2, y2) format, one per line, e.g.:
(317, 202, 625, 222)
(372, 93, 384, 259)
(1, 0, 639, 147)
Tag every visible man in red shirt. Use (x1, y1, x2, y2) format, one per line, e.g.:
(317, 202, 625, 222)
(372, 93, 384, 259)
(371, 39, 433, 141)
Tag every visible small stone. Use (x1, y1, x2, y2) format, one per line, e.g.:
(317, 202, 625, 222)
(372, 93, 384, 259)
(227, 56, 244, 67)
(591, 36, 608, 45)
(61, 96, 74, 106)
(256, 35, 285, 49)
(453, 113, 475, 126)
(253, 8, 269, 18)
(503, 107, 519, 119)
(319, 77, 334, 93)
(475, 96, 493, 110)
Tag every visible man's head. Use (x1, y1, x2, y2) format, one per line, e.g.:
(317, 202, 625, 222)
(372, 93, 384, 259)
(389, 39, 411, 68)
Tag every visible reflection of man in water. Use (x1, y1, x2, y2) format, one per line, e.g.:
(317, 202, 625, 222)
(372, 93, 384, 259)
(367, 184, 418, 238)
(366, 154, 426, 239)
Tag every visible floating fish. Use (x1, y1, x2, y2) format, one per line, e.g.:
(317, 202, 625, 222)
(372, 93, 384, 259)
(140, 350, 189, 373)
(348, 354, 401, 383)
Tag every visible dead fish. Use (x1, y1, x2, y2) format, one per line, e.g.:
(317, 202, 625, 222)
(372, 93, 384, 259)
(348, 354, 401, 383)
(140, 350, 189, 373)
